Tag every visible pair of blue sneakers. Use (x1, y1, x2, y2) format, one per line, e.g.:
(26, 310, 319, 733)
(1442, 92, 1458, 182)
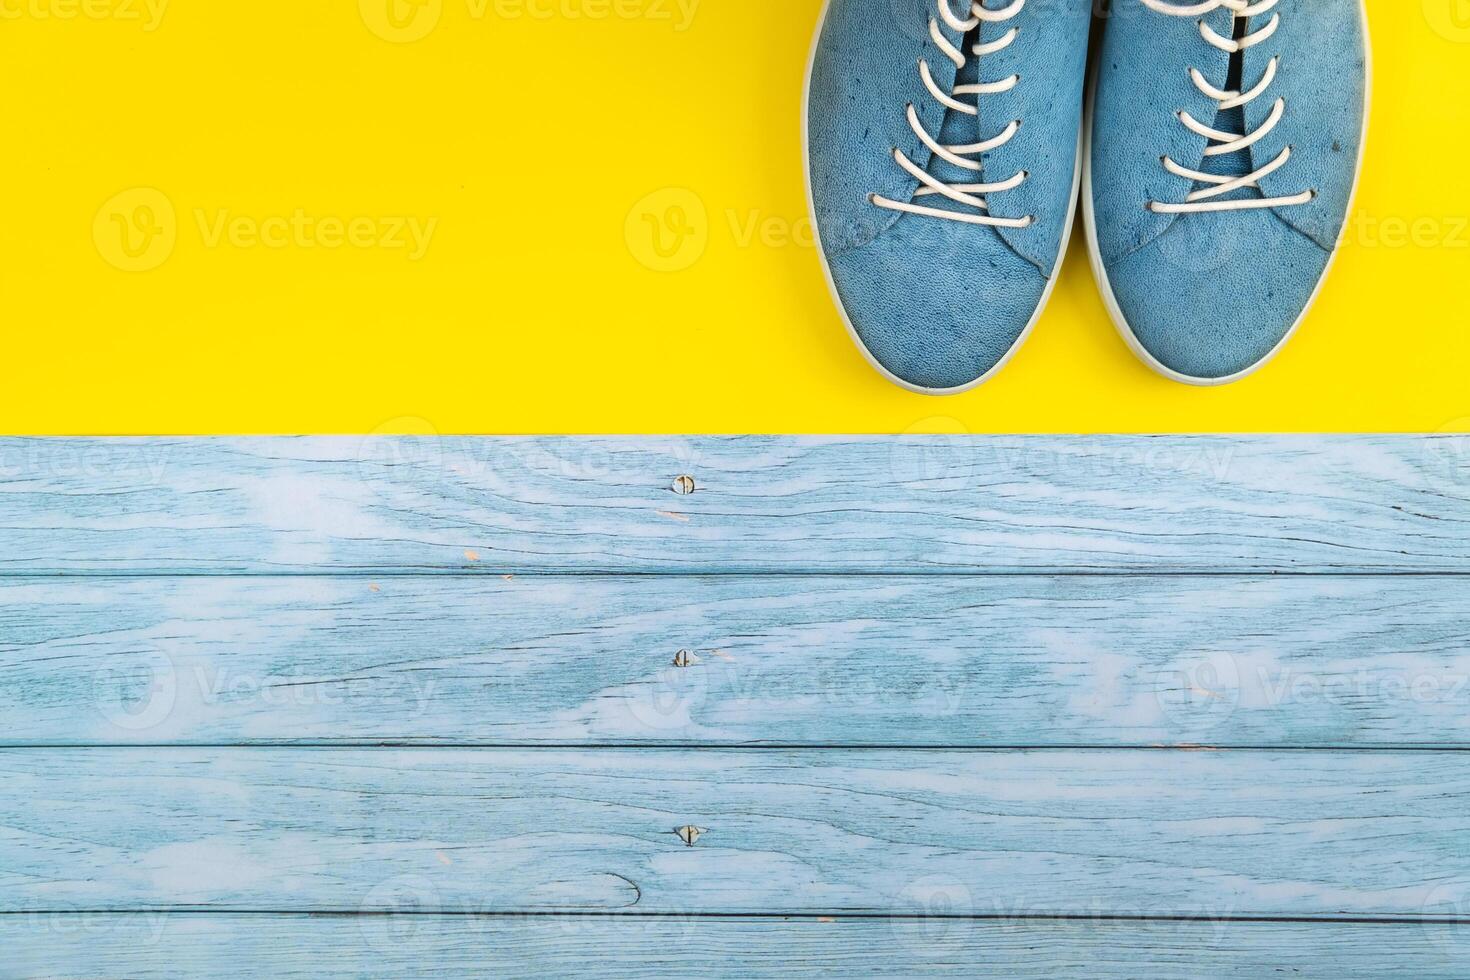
(806, 0, 1370, 393)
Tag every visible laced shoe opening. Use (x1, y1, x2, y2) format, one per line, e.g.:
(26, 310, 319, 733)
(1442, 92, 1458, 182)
(919, 21, 988, 218)
(870, 1, 1034, 229)
(1202, 11, 1254, 190)
(1145, 0, 1314, 216)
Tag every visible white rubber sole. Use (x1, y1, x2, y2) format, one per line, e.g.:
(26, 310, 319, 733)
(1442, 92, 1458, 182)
(1081, 0, 1373, 388)
(802, 0, 1084, 397)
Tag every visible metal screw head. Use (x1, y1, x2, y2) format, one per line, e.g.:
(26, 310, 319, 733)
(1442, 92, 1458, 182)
(672, 475, 696, 495)
(676, 826, 706, 846)
(673, 649, 698, 668)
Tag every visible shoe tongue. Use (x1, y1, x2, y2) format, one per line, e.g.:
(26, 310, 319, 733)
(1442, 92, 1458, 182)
(1204, 105, 1253, 181)
(1198, 19, 1257, 195)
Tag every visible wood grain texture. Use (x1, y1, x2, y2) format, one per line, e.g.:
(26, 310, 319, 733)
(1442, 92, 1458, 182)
(5, 913, 1469, 979)
(2, 436, 1468, 573)
(8, 434, 1470, 971)
(8, 574, 1470, 747)
(4, 748, 1469, 918)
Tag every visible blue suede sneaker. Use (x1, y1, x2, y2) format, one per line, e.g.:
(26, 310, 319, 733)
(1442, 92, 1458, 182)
(1085, 0, 1370, 385)
(806, 0, 1092, 394)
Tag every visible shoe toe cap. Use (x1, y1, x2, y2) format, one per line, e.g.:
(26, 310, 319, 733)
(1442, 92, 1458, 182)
(825, 219, 1050, 393)
(1101, 211, 1333, 383)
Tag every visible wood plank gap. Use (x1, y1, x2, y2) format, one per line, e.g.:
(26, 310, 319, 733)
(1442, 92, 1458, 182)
(5, 910, 1470, 925)
(8, 569, 1470, 578)
(6, 743, 1470, 752)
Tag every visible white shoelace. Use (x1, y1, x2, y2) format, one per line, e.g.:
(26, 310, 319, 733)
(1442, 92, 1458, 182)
(870, 0, 1034, 228)
(1142, 0, 1315, 214)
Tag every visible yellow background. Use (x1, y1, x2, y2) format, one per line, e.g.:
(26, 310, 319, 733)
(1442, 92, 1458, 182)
(1, 0, 1466, 434)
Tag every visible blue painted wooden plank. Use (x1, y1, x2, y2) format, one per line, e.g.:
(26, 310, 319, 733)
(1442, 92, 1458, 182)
(1, 436, 1467, 573)
(3, 913, 1467, 979)
(8, 575, 1470, 747)
(3, 748, 1468, 918)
